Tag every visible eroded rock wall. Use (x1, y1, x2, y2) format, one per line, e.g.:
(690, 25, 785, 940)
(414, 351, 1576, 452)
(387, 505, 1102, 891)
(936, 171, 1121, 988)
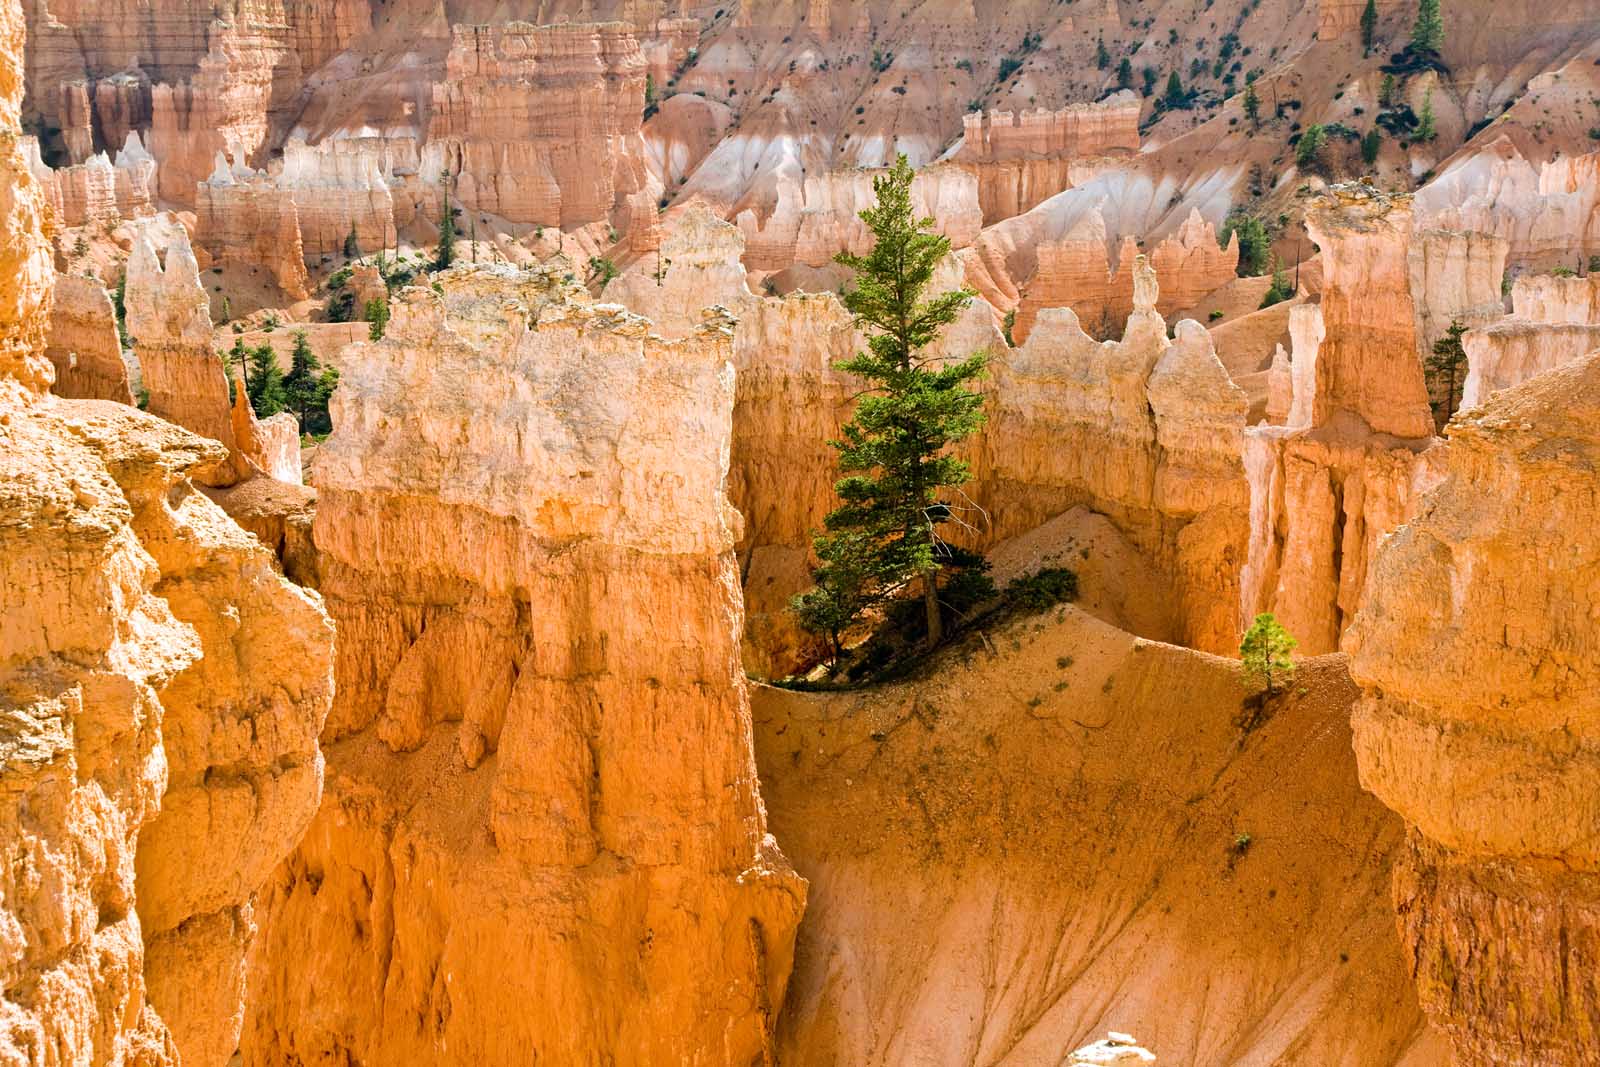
(1346, 350, 1600, 1067)
(44, 272, 130, 401)
(242, 264, 805, 1065)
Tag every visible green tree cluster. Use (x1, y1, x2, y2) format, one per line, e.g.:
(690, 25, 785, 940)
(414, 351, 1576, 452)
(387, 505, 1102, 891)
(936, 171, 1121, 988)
(283, 330, 340, 436)
(792, 155, 989, 662)
(1220, 210, 1272, 276)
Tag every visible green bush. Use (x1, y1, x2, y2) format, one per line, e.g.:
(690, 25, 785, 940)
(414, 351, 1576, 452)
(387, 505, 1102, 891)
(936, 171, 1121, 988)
(1006, 568, 1079, 612)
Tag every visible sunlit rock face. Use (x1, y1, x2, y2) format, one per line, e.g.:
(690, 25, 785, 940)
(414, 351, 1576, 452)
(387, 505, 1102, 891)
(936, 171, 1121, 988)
(1462, 273, 1600, 411)
(242, 264, 805, 1066)
(1346, 349, 1600, 1067)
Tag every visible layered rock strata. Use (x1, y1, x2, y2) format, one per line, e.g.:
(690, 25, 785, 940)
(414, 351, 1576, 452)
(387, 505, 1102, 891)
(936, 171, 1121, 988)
(1346, 350, 1600, 1067)
(242, 264, 805, 1065)
(427, 22, 656, 229)
(1461, 272, 1600, 409)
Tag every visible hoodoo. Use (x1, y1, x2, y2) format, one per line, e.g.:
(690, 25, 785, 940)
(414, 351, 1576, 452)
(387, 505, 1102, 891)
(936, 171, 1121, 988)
(7, 0, 1600, 1063)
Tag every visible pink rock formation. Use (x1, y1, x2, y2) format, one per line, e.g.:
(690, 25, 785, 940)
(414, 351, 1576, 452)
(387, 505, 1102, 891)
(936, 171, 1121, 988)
(1407, 227, 1508, 369)
(126, 224, 299, 485)
(24, 131, 155, 226)
(243, 265, 804, 1064)
(1010, 208, 1240, 345)
(427, 22, 656, 228)
(1417, 138, 1600, 271)
(44, 272, 131, 401)
(146, 21, 281, 205)
(1346, 350, 1600, 1067)
(979, 260, 1251, 653)
(954, 92, 1140, 222)
(1304, 185, 1436, 440)
(1461, 272, 1600, 410)
(195, 154, 312, 301)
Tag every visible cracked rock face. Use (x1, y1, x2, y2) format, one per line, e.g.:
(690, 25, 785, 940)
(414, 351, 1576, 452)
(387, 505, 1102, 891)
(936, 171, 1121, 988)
(1346, 350, 1600, 1067)
(242, 264, 804, 1065)
(1, 387, 333, 1067)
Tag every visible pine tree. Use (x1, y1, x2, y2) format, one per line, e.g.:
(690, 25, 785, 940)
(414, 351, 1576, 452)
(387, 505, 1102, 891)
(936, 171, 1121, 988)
(1361, 126, 1383, 165)
(1416, 88, 1437, 141)
(1240, 613, 1297, 695)
(434, 172, 457, 271)
(1164, 71, 1185, 108)
(282, 329, 339, 436)
(1410, 0, 1443, 55)
(224, 336, 251, 395)
(1379, 73, 1397, 108)
(1243, 75, 1261, 128)
(364, 297, 389, 341)
(1116, 57, 1134, 91)
(1259, 256, 1294, 308)
(343, 222, 360, 259)
(798, 154, 988, 653)
(112, 273, 129, 348)
(1427, 319, 1468, 421)
(246, 343, 286, 417)
(1360, 0, 1379, 53)
(1096, 37, 1110, 70)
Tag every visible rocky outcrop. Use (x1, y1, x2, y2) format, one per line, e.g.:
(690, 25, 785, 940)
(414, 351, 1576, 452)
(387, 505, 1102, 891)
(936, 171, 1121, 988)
(605, 202, 754, 338)
(1241, 192, 1448, 654)
(44, 272, 131, 401)
(1, 387, 335, 1067)
(1304, 185, 1436, 440)
(242, 264, 804, 1065)
(978, 260, 1251, 653)
(125, 224, 300, 486)
(426, 22, 656, 229)
(1345, 349, 1600, 1067)
(953, 92, 1140, 222)
(1461, 272, 1600, 410)
(1407, 228, 1508, 372)
(24, 131, 155, 226)
(1013, 207, 1240, 344)
(1416, 138, 1600, 271)
(757, 606, 1441, 1065)
(195, 153, 311, 301)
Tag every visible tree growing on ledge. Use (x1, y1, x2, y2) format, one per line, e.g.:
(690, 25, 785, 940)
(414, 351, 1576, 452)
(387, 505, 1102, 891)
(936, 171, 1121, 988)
(1240, 613, 1297, 695)
(1410, 0, 1443, 56)
(434, 171, 457, 271)
(1427, 318, 1469, 423)
(343, 222, 360, 260)
(794, 154, 988, 654)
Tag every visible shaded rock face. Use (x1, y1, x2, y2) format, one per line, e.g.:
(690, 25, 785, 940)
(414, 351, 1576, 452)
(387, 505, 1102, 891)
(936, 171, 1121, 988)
(45, 271, 132, 402)
(1345, 351, 1600, 1067)
(0, 393, 334, 1067)
(242, 265, 804, 1066)
(755, 607, 1442, 1066)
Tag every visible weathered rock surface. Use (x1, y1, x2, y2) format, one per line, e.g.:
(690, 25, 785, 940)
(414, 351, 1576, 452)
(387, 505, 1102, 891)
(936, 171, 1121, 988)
(1461, 272, 1600, 410)
(1346, 350, 1600, 1067)
(44, 271, 131, 402)
(242, 264, 804, 1065)
(125, 224, 300, 485)
(757, 606, 1444, 1065)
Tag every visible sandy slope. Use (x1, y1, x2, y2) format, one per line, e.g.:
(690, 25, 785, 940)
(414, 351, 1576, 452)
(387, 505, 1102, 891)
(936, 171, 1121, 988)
(754, 606, 1448, 1066)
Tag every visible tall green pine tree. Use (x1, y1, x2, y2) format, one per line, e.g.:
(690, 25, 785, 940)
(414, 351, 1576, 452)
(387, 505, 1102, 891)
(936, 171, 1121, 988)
(795, 155, 988, 654)
(246, 343, 286, 417)
(434, 172, 457, 271)
(1410, 0, 1443, 55)
(282, 330, 340, 436)
(1360, 0, 1379, 53)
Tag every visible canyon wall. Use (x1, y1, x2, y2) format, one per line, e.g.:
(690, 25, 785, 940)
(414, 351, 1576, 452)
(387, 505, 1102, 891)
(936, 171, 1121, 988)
(3, 4, 335, 1061)
(1462, 272, 1600, 409)
(426, 21, 656, 228)
(1346, 350, 1600, 1067)
(242, 264, 805, 1065)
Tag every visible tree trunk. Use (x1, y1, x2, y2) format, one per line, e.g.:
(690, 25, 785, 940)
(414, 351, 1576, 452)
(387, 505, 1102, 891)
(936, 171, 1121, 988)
(923, 572, 942, 648)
